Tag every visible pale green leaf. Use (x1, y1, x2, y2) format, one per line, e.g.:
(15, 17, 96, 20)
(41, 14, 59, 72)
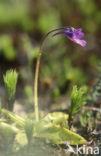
(37, 125, 87, 145)
(35, 112, 68, 133)
(0, 122, 18, 138)
(35, 112, 86, 145)
(2, 109, 24, 127)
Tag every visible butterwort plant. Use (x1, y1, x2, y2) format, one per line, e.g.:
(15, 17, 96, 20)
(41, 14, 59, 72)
(34, 27, 87, 121)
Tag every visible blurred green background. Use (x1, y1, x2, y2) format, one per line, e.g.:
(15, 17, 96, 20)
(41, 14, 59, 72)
(0, 0, 101, 110)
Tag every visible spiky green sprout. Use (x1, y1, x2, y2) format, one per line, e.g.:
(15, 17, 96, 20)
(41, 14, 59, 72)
(3, 69, 18, 110)
(69, 85, 88, 128)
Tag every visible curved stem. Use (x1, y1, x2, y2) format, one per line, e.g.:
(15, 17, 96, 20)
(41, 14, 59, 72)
(34, 27, 70, 121)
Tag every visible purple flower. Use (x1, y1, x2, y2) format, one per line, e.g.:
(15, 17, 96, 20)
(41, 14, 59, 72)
(52, 27, 86, 47)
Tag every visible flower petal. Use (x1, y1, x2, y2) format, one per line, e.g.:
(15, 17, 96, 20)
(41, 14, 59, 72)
(74, 30, 84, 39)
(71, 38, 87, 47)
(80, 40, 87, 47)
(76, 28, 82, 32)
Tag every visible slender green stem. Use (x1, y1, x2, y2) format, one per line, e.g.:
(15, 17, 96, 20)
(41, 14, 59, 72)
(34, 27, 70, 121)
